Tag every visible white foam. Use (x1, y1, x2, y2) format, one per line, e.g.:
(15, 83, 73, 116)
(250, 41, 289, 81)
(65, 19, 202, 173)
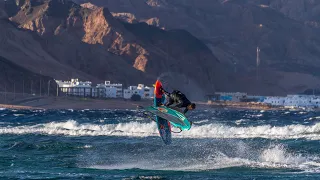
(255, 145, 320, 172)
(0, 120, 158, 137)
(310, 116, 320, 120)
(259, 145, 306, 165)
(235, 119, 248, 125)
(254, 114, 263, 117)
(77, 145, 92, 149)
(181, 123, 320, 140)
(88, 144, 320, 172)
(2, 120, 320, 140)
(193, 119, 209, 124)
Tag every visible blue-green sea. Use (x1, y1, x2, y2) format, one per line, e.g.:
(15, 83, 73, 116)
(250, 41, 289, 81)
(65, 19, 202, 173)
(1, 108, 320, 179)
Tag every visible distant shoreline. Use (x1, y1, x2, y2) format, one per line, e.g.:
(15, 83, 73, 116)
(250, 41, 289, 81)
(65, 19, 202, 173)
(0, 104, 44, 110)
(0, 97, 316, 111)
(204, 101, 277, 110)
(203, 101, 320, 111)
(0, 97, 154, 110)
(0, 97, 274, 111)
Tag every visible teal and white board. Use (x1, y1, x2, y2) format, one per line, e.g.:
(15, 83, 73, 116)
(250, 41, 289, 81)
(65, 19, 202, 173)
(145, 106, 191, 131)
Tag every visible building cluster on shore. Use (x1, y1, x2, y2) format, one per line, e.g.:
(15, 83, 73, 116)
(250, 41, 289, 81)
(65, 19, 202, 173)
(55, 79, 154, 99)
(210, 92, 320, 109)
(54, 79, 320, 109)
(263, 95, 320, 108)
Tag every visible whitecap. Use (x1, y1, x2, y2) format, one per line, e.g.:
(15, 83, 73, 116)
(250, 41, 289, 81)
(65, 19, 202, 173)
(2, 120, 320, 140)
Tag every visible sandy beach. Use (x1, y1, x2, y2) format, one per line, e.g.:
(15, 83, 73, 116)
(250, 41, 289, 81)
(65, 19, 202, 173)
(0, 96, 214, 110)
(1, 96, 154, 110)
(0, 104, 43, 110)
(0, 96, 282, 111)
(205, 101, 278, 110)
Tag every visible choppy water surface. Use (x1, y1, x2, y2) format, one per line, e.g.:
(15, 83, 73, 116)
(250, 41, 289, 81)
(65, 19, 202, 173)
(1, 108, 320, 179)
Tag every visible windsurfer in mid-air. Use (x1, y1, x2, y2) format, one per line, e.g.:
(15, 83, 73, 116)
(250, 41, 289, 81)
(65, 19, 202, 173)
(160, 87, 196, 115)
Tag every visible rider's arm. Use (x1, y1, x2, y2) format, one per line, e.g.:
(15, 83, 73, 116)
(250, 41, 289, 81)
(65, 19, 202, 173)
(161, 87, 170, 96)
(183, 108, 188, 114)
(174, 101, 183, 108)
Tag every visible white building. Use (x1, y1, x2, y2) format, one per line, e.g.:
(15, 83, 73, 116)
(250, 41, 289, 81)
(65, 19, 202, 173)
(123, 84, 154, 99)
(263, 95, 320, 108)
(144, 86, 154, 99)
(55, 79, 92, 96)
(263, 96, 286, 106)
(311, 98, 320, 108)
(123, 85, 143, 99)
(283, 95, 320, 108)
(103, 81, 123, 98)
(55, 79, 156, 100)
(96, 83, 117, 98)
(215, 92, 247, 102)
(55, 79, 122, 98)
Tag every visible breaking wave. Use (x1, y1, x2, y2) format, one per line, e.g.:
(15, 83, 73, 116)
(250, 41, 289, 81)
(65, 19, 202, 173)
(1, 120, 320, 140)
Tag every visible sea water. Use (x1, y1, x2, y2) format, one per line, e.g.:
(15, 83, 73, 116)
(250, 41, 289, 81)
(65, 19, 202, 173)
(1, 108, 320, 179)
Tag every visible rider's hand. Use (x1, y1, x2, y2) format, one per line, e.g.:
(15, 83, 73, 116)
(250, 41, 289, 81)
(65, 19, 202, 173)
(159, 87, 164, 92)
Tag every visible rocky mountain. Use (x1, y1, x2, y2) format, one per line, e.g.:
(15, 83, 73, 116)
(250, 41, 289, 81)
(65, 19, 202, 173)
(73, 0, 320, 95)
(0, 1, 90, 96)
(247, 0, 320, 31)
(1, 0, 320, 98)
(247, 0, 320, 25)
(0, 2, 55, 97)
(0, 0, 232, 100)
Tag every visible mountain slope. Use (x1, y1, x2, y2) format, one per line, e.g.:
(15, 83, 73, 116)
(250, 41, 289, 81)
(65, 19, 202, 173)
(0, 55, 56, 96)
(1, 0, 229, 99)
(0, 1, 97, 95)
(246, 0, 320, 24)
(73, 0, 320, 94)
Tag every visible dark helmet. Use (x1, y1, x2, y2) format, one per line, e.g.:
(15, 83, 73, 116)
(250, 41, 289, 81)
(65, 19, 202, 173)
(190, 103, 196, 109)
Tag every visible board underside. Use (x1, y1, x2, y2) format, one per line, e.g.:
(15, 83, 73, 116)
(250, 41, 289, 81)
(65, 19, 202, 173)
(145, 106, 191, 131)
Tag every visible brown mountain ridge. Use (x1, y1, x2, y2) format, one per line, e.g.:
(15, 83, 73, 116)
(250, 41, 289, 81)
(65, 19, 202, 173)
(1, 0, 231, 100)
(74, 0, 320, 95)
(1, 0, 320, 99)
